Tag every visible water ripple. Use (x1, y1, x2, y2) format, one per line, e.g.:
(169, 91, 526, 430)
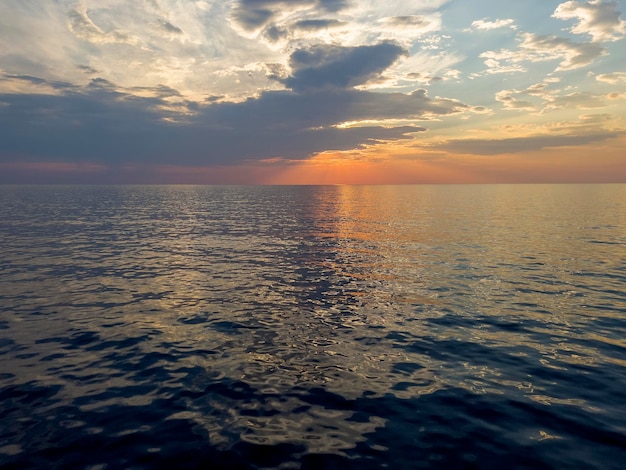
(1, 184, 625, 468)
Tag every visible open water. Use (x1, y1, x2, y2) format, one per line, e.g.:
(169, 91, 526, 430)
(1, 184, 625, 469)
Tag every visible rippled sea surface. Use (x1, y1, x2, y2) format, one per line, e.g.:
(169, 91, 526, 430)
(1, 184, 625, 469)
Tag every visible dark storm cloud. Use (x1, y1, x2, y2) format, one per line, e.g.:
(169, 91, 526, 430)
(0, 44, 467, 166)
(283, 42, 406, 90)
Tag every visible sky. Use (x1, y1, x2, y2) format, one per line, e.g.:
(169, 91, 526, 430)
(1, 0, 626, 184)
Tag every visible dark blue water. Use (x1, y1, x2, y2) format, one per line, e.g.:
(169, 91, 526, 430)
(1, 184, 625, 469)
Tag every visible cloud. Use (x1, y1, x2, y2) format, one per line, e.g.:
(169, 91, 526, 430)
(0, 0, 287, 101)
(495, 80, 609, 112)
(292, 19, 347, 31)
(373, 15, 442, 45)
(67, 3, 139, 45)
(596, 72, 626, 84)
(77, 65, 99, 75)
(282, 42, 407, 91)
(480, 33, 605, 73)
(159, 20, 184, 35)
(516, 33, 605, 71)
(495, 80, 561, 111)
(229, 0, 348, 32)
(547, 91, 606, 109)
(1, 1, 452, 102)
(496, 91, 536, 110)
(380, 15, 440, 31)
(229, 0, 446, 54)
(3, 0, 624, 184)
(370, 48, 462, 91)
(471, 18, 516, 31)
(318, 0, 350, 11)
(0, 72, 76, 95)
(0, 47, 467, 166)
(553, 0, 626, 42)
(230, 6, 274, 32)
(0, 87, 423, 164)
(544, 113, 617, 133)
(432, 131, 624, 155)
(478, 58, 526, 75)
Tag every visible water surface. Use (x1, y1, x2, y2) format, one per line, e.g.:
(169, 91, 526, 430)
(1, 184, 625, 468)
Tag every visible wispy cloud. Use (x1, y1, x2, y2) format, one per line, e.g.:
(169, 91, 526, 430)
(67, 2, 139, 45)
(480, 33, 605, 74)
(596, 72, 626, 84)
(431, 131, 624, 156)
(471, 18, 516, 31)
(495, 79, 615, 113)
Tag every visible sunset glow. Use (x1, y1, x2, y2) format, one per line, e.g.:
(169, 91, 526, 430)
(1, 0, 625, 183)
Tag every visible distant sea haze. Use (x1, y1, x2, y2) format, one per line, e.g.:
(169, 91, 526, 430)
(1, 184, 625, 468)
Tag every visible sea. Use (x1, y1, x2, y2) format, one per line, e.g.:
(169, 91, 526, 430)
(1, 184, 625, 469)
